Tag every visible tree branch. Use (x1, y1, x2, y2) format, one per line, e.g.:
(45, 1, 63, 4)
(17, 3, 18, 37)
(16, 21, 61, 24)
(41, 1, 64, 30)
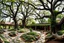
(0, 1, 10, 7)
(57, 8, 64, 14)
(35, 11, 41, 18)
(9, 5, 15, 17)
(35, 16, 50, 20)
(15, 3, 20, 17)
(2, 12, 13, 18)
(47, 0, 51, 4)
(20, 1, 50, 10)
(55, 2, 62, 8)
(39, 0, 46, 9)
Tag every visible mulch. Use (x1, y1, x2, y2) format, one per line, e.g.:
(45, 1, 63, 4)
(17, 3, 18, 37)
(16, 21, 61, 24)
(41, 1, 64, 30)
(45, 40, 64, 43)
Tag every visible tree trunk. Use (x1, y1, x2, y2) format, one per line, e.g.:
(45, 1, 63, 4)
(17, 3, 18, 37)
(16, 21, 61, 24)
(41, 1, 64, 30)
(56, 24, 61, 31)
(51, 16, 56, 34)
(13, 18, 18, 30)
(22, 19, 26, 28)
(50, 14, 64, 34)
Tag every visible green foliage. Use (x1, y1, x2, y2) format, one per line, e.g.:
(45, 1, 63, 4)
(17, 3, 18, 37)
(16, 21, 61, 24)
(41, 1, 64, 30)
(48, 18, 51, 23)
(20, 0, 25, 1)
(18, 29, 26, 33)
(53, 10, 59, 14)
(46, 33, 51, 37)
(27, 24, 50, 26)
(27, 18, 36, 25)
(39, 19, 47, 23)
(20, 32, 40, 42)
(32, 21, 36, 24)
(29, 28, 33, 32)
(57, 30, 64, 35)
(61, 24, 64, 30)
(57, 14, 63, 19)
(4, 41, 10, 43)
(3, 0, 15, 2)
(8, 28, 16, 31)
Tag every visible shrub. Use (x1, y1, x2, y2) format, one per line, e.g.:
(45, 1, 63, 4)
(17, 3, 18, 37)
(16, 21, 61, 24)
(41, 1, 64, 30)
(18, 29, 26, 33)
(20, 32, 40, 42)
(29, 28, 33, 32)
(57, 30, 64, 35)
(8, 29, 16, 31)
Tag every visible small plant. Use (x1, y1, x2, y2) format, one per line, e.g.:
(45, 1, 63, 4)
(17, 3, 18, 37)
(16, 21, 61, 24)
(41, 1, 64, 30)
(0, 29, 5, 34)
(8, 29, 16, 31)
(29, 28, 33, 32)
(20, 32, 40, 42)
(4, 41, 10, 43)
(8, 31, 17, 37)
(45, 33, 52, 40)
(18, 29, 26, 33)
(57, 30, 64, 35)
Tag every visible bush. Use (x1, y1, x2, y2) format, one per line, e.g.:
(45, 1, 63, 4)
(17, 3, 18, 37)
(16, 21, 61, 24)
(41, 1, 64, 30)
(57, 30, 64, 35)
(8, 29, 16, 31)
(18, 29, 26, 33)
(20, 32, 40, 42)
(29, 28, 33, 32)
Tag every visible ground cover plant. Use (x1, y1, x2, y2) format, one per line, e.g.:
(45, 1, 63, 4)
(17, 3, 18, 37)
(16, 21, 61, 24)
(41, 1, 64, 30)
(20, 32, 40, 42)
(8, 31, 17, 37)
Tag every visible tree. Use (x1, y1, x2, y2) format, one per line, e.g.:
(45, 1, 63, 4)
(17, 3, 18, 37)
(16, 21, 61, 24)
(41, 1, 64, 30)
(19, 3, 35, 28)
(21, 0, 64, 33)
(0, 0, 20, 29)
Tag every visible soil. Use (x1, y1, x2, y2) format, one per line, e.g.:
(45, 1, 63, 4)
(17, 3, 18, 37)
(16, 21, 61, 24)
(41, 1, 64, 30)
(45, 40, 64, 43)
(8, 33, 17, 37)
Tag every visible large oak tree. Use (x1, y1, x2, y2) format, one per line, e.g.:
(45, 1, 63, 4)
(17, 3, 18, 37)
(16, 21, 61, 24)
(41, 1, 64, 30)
(21, 0, 64, 33)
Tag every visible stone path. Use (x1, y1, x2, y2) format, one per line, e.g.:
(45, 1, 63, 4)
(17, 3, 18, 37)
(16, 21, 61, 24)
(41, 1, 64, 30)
(1, 29, 46, 43)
